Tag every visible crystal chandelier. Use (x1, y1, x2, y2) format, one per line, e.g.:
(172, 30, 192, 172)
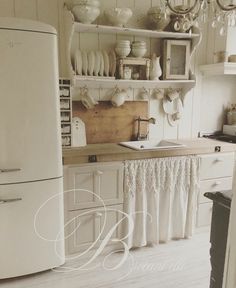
(163, 0, 236, 35)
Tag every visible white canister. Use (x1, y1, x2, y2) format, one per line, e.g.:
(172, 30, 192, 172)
(227, 111, 236, 125)
(123, 67, 132, 79)
(72, 117, 87, 147)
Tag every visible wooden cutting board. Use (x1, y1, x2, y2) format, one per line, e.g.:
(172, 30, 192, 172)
(72, 101, 149, 144)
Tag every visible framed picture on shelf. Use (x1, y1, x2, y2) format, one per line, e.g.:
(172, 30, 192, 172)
(162, 39, 191, 80)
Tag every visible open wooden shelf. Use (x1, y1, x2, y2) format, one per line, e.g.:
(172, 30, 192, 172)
(73, 22, 199, 39)
(200, 62, 236, 76)
(72, 76, 196, 90)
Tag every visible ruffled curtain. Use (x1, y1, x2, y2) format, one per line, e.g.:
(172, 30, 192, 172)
(123, 156, 200, 249)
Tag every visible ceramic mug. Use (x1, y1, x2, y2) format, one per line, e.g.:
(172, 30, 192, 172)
(152, 88, 164, 100)
(167, 89, 179, 102)
(139, 88, 149, 100)
(81, 87, 98, 109)
(111, 88, 126, 107)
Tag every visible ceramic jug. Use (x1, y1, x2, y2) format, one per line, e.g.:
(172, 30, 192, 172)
(150, 53, 162, 80)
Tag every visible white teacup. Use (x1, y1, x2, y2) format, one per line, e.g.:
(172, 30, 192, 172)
(81, 89, 98, 109)
(111, 88, 126, 107)
(139, 87, 149, 100)
(152, 88, 164, 100)
(167, 89, 179, 102)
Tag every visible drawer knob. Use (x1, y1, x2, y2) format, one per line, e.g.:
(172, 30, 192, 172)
(215, 158, 223, 163)
(95, 170, 103, 176)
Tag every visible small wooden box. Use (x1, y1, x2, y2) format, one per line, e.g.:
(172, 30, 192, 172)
(162, 39, 191, 80)
(118, 57, 150, 80)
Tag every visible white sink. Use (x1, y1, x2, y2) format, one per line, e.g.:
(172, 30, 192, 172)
(119, 140, 185, 151)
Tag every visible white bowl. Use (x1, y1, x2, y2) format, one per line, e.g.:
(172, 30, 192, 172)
(132, 44, 147, 48)
(115, 46, 131, 58)
(72, 5, 100, 24)
(132, 41, 146, 46)
(132, 47, 147, 58)
(117, 40, 130, 45)
(72, 0, 100, 7)
(105, 8, 133, 27)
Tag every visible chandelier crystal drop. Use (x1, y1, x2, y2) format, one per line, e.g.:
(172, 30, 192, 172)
(163, 0, 236, 34)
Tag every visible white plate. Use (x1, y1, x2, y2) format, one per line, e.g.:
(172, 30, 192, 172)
(163, 97, 183, 115)
(88, 51, 95, 76)
(99, 51, 104, 76)
(102, 50, 109, 77)
(82, 50, 88, 76)
(94, 51, 100, 76)
(109, 49, 116, 77)
(75, 49, 82, 75)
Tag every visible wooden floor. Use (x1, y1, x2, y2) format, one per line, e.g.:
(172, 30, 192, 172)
(0, 228, 211, 288)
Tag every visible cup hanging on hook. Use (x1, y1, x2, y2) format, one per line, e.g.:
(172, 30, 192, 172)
(139, 87, 150, 100)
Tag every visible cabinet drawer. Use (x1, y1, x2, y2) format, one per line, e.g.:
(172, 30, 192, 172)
(66, 204, 123, 254)
(200, 153, 234, 180)
(199, 177, 233, 203)
(66, 162, 124, 210)
(197, 203, 213, 227)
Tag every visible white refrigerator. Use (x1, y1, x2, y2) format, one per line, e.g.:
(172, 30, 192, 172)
(0, 18, 65, 279)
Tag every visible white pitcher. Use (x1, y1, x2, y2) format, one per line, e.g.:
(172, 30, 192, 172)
(150, 53, 162, 81)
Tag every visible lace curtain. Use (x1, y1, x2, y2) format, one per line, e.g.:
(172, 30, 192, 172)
(123, 156, 200, 249)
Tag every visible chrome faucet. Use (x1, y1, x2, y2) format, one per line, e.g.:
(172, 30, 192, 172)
(134, 116, 156, 141)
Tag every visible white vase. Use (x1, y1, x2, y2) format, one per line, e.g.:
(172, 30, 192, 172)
(150, 54, 162, 81)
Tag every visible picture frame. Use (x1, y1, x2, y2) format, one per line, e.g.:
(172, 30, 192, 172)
(162, 39, 191, 80)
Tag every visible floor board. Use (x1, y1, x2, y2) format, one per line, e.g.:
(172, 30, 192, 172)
(0, 228, 211, 288)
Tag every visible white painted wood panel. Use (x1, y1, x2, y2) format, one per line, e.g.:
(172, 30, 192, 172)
(200, 153, 234, 180)
(197, 202, 212, 227)
(149, 99, 164, 141)
(37, 0, 59, 32)
(67, 162, 124, 210)
(199, 177, 233, 203)
(67, 203, 123, 254)
(0, 0, 14, 17)
(14, 0, 37, 19)
(178, 90, 193, 138)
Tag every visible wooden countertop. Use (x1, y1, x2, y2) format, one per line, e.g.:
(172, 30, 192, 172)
(62, 138, 236, 165)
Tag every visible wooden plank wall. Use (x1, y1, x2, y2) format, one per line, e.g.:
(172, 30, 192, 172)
(73, 101, 148, 143)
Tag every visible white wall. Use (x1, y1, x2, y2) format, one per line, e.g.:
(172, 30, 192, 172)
(1, 0, 236, 140)
(199, 15, 236, 134)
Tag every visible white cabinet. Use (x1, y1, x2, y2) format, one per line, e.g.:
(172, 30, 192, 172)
(67, 204, 123, 254)
(197, 152, 235, 227)
(64, 162, 124, 254)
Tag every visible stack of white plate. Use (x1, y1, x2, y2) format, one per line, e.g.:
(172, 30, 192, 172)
(74, 49, 116, 77)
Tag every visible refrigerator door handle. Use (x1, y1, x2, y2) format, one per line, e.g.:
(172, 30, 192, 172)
(0, 198, 22, 204)
(0, 168, 21, 173)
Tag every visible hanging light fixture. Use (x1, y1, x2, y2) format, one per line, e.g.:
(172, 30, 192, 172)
(163, 0, 236, 35)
